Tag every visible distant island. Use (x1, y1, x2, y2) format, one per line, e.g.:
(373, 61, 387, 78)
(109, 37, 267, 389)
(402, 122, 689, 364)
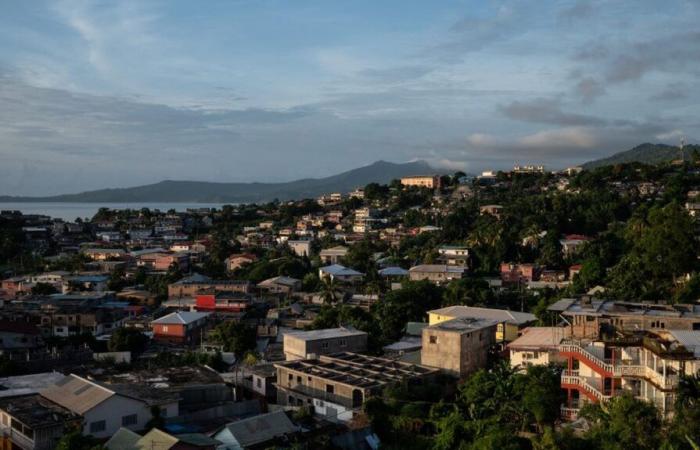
(0, 160, 439, 204)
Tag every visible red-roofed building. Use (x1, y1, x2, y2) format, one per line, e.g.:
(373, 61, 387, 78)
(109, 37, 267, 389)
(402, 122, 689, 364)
(195, 292, 250, 314)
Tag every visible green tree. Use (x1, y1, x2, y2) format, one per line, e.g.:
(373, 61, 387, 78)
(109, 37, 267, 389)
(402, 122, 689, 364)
(31, 282, 58, 295)
(108, 327, 149, 353)
(209, 321, 257, 357)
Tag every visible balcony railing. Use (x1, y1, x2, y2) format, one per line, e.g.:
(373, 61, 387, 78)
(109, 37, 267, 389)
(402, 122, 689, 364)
(560, 406, 579, 421)
(281, 383, 359, 409)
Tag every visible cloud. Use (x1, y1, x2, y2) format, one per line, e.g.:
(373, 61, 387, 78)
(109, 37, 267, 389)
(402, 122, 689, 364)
(649, 83, 688, 102)
(574, 77, 606, 104)
(499, 98, 607, 126)
(558, 0, 595, 23)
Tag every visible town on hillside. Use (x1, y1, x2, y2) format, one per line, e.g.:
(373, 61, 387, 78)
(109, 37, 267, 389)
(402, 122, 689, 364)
(1, 161, 700, 449)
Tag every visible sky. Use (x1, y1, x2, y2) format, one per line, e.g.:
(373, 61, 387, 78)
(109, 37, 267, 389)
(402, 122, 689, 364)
(1, 0, 699, 196)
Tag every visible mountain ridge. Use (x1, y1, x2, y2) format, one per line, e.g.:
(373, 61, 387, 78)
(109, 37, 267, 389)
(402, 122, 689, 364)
(582, 142, 700, 169)
(0, 160, 438, 203)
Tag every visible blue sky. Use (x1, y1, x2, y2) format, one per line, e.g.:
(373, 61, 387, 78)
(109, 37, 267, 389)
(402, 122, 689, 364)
(1, 0, 699, 195)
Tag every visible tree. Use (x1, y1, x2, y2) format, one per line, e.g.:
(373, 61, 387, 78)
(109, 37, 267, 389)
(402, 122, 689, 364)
(209, 321, 257, 357)
(56, 429, 104, 450)
(372, 280, 443, 342)
(145, 405, 165, 431)
(580, 393, 662, 450)
(108, 327, 149, 353)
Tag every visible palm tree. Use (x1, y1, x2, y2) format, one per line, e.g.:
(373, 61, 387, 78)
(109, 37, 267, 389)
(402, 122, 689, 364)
(320, 277, 339, 304)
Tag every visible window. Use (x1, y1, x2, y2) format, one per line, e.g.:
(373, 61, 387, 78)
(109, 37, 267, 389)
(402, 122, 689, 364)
(326, 384, 334, 394)
(429, 335, 438, 344)
(256, 378, 262, 388)
(321, 342, 329, 350)
(90, 420, 106, 433)
(121, 414, 137, 426)
(339, 339, 347, 347)
(162, 325, 169, 332)
(288, 374, 293, 381)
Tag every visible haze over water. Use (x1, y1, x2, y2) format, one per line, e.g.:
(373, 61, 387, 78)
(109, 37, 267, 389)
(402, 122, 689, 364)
(0, 202, 229, 221)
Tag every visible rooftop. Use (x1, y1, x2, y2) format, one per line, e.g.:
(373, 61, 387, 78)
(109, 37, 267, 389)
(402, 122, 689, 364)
(0, 394, 78, 429)
(284, 326, 366, 342)
(548, 298, 700, 318)
(274, 352, 437, 389)
(507, 327, 567, 350)
(409, 265, 466, 274)
(152, 311, 210, 325)
(219, 411, 298, 448)
(429, 305, 537, 325)
(426, 317, 500, 333)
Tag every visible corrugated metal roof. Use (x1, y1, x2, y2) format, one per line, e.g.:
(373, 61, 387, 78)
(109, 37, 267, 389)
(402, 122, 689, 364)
(40, 374, 114, 414)
(668, 330, 700, 357)
(428, 305, 536, 325)
(152, 311, 210, 325)
(105, 427, 140, 450)
(507, 327, 566, 350)
(222, 411, 298, 447)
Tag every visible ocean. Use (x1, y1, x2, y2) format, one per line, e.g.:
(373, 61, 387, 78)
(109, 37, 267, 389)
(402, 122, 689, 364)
(0, 202, 230, 221)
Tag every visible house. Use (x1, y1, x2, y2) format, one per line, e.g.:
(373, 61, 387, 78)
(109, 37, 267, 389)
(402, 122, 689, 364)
(195, 291, 250, 313)
(287, 239, 312, 257)
(212, 410, 299, 450)
(137, 251, 190, 272)
(421, 318, 498, 378)
(0, 320, 42, 352)
(82, 248, 127, 261)
(319, 246, 349, 265)
(427, 305, 537, 342)
(168, 277, 251, 299)
(548, 298, 700, 339)
(225, 253, 258, 272)
(500, 262, 539, 284)
(437, 246, 469, 267)
(40, 374, 179, 439)
(274, 353, 437, 422)
(559, 234, 591, 256)
(283, 327, 368, 360)
(559, 330, 700, 420)
(378, 266, 409, 280)
(106, 427, 220, 450)
(319, 264, 364, 283)
(257, 276, 302, 295)
(408, 265, 465, 283)
(250, 364, 277, 401)
(507, 327, 566, 370)
(151, 311, 210, 344)
(400, 175, 440, 189)
(0, 394, 79, 450)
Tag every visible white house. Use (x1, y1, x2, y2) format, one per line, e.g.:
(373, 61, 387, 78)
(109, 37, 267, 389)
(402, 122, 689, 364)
(40, 374, 179, 439)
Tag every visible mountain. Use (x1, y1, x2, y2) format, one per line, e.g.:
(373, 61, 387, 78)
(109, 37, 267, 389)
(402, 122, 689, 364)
(0, 160, 438, 203)
(582, 143, 700, 169)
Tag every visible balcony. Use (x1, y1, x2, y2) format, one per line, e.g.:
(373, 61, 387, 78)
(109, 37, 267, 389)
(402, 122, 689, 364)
(281, 383, 360, 409)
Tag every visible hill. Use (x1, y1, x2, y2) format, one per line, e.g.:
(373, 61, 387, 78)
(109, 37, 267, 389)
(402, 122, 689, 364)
(582, 143, 700, 169)
(0, 160, 438, 203)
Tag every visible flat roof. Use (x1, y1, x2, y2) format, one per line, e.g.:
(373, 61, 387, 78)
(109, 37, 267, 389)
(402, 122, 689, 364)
(0, 394, 77, 429)
(507, 327, 567, 350)
(274, 352, 437, 389)
(426, 317, 500, 333)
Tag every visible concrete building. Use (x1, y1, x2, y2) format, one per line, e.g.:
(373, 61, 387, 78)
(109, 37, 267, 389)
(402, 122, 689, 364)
(274, 353, 437, 422)
(408, 265, 466, 284)
(559, 330, 700, 421)
(427, 305, 537, 342)
(0, 394, 79, 450)
(287, 239, 312, 257)
(421, 318, 498, 378)
(283, 327, 368, 360)
(437, 246, 469, 267)
(168, 277, 251, 299)
(548, 298, 700, 339)
(319, 246, 349, 265)
(507, 327, 566, 370)
(400, 175, 440, 189)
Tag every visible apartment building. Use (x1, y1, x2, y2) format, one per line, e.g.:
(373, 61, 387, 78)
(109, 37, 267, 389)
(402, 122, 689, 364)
(507, 327, 566, 370)
(559, 330, 700, 420)
(421, 318, 498, 378)
(319, 246, 348, 265)
(437, 246, 469, 267)
(400, 175, 441, 189)
(167, 277, 252, 299)
(283, 327, 368, 360)
(408, 265, 466, 284)
(274, 353, 437, 422)
(548, 298, 700, 339)
(287, 239, 312, 257)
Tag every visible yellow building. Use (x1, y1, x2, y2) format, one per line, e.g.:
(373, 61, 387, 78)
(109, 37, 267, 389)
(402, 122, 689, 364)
(427, 305, 537, 342)
(400, 175, 440, 189)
